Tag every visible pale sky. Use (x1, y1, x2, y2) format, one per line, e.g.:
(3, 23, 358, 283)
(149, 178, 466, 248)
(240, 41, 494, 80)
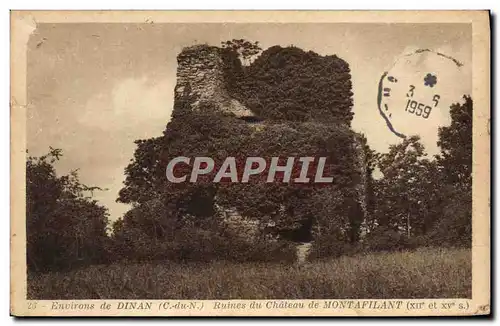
(27, 23, 472, 222)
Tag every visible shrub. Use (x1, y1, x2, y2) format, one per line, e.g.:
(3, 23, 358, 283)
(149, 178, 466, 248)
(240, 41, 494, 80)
(362, 226, 413, 252)
(308, 236, 355, 260)
(112, 217, 297, 264)
(223, 237, 297, 263)
(426, 189, 472, 248)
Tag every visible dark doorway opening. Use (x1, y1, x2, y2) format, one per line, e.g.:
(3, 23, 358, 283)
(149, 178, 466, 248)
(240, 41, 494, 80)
(278, 217, 313, 242)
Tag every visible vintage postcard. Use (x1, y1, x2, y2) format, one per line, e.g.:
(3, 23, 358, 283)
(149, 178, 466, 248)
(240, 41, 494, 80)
(10, 10, 490, 317)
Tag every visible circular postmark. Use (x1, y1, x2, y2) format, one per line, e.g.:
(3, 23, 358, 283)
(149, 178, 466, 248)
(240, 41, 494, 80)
(377, 49, 470, 146)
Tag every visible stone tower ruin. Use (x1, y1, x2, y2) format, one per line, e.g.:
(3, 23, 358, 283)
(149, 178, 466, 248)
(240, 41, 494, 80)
(172, 44, 368, 245)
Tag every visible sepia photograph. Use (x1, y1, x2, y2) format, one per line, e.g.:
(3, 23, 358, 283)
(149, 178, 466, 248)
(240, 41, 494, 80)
(10, 10, 490, 317)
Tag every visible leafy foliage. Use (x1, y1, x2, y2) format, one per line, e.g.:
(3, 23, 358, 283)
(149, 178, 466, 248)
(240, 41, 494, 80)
(362, 226, 414, 252)
(221, 39, 262, 65)
(368, 96, 473, 249)
(372, 136, 440, 237)
(116, 100, 363, 254)
(230, 45, 354, 124)
(429, 96, 473, 247)
(111, 198, 297, 263)
(26, 148, 110, 273)
(437, 95, 473, 187)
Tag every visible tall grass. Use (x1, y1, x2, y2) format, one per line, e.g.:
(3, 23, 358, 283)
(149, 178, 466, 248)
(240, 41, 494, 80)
(28, 247, 471, 299)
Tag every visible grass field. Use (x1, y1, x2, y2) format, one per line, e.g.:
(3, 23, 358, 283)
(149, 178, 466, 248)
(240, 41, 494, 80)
(28, 247, 471, 299)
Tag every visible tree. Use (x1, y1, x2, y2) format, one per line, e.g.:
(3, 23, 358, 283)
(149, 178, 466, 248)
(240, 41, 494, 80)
(373, 136, 440, 237)
(221, 39, 262, 65)
(368, 96, 474, 249)
(437, 95, 473, 188)
(427, 96, 473, 247)
(26, 148, 110, 273)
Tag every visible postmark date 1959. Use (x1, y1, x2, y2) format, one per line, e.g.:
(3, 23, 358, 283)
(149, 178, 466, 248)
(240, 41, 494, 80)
(405, 85, 440, 119)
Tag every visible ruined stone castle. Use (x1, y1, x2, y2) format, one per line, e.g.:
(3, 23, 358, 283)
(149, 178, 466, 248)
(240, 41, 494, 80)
(172, 44, 368, 245)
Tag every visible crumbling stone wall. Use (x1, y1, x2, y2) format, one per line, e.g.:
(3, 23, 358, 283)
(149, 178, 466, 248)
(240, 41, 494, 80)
(175, 45, 255, 118)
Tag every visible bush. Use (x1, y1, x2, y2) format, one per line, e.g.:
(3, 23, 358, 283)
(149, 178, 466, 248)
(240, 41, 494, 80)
(111, 220, 297, 264)
(426, 189, 472, 248)
(223, 237, 297, 263)
(308, 236, 357, 260)
(362, 227, 413, 252)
